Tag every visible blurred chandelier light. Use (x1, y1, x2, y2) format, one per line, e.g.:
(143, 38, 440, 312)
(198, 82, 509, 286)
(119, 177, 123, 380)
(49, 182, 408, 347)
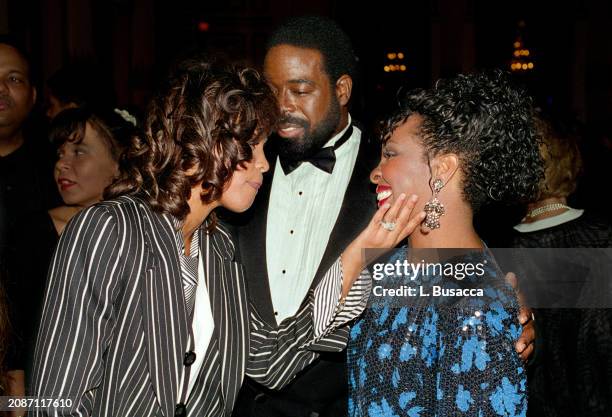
(510, 20, 534, 72)
(384, 51, 407, 73)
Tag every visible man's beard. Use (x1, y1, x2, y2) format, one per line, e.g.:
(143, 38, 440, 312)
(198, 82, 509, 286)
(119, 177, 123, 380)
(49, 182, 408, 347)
(276, 97, 341, 162)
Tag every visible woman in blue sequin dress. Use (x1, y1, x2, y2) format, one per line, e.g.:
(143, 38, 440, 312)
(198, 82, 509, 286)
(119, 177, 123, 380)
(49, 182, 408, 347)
(347, 71, 544, 416)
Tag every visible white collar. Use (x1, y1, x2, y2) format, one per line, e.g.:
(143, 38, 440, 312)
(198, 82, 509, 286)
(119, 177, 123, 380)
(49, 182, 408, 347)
(513, 208, 585, 233)
(322, 114, 353, 148)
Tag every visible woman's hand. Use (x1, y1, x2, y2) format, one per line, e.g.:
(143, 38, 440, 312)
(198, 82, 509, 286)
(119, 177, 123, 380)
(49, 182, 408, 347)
(340, 193, 426, 298)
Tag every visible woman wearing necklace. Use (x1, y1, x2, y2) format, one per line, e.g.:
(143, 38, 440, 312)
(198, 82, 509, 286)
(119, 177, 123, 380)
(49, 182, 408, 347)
(513, 115, 612, 417)
(513, 115, 612, 246)
(346, 70, 543, 416)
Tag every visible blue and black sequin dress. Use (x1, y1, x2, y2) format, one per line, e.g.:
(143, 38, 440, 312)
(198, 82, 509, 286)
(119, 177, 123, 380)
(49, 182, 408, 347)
(347, 248, 527, 416)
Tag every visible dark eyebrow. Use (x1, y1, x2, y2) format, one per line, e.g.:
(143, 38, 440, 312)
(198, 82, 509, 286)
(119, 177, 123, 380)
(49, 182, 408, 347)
(8, 69, 27, 76)
(287, 79, 315, 86)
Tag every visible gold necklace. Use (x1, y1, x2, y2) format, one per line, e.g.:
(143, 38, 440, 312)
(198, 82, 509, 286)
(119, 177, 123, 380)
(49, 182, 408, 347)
(526, 203, 570, 218)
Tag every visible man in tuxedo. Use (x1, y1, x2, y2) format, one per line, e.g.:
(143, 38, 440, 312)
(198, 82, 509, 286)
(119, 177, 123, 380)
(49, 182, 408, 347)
(233, 16, 536, 417)
(0, 39, 59, 250)
(232, 16, 374, 416)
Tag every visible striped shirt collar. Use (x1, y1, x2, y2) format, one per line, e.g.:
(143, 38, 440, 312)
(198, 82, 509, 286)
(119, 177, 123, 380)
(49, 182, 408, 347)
(166, 214, 200, 259)
(164, 213, 236, 261)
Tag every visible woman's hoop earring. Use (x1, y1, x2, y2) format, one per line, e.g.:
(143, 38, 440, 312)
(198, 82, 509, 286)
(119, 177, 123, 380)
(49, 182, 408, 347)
(423, 178, 445, 230)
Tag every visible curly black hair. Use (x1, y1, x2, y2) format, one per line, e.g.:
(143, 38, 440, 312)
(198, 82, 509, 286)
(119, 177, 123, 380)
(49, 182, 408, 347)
(266, 15, 356, 84)
(381, 70, 544, 211)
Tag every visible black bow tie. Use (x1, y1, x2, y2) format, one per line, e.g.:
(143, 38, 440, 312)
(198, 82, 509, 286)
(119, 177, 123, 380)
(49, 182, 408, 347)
(279, 125, 354, 175)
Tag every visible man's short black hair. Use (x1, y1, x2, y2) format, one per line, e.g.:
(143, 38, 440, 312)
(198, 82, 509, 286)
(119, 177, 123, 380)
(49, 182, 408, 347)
(266, 16, 356, 84)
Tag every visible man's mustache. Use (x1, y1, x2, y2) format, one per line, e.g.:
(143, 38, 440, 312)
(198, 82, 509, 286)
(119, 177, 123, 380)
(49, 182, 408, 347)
(278, 115, 309, 129)
(0, 94, 14, 108)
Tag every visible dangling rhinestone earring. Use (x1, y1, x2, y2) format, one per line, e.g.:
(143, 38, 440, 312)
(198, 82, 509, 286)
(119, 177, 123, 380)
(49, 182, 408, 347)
(423, 178, 445, 230)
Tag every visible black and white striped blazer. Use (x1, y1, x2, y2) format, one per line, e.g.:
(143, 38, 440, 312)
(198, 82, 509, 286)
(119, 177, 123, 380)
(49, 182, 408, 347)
(31, 195, 355, 416)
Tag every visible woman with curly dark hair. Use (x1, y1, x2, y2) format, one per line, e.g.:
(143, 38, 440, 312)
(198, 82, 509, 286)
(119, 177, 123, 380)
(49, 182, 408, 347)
(29, 61, 421, 417)
(346, 70, 543, 416)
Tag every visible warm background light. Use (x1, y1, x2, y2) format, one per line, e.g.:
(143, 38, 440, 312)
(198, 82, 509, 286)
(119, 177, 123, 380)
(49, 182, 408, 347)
(384, 51, 407, 73)
(510, 21, 534, 73)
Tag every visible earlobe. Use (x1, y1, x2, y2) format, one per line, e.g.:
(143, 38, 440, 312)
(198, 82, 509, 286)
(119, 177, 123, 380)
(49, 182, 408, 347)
(335, 75, 353, 107)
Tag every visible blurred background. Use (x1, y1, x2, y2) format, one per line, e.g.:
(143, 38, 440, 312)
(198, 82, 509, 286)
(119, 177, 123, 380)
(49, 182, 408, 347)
(2, 0, 610, 122)
(2, 0, 611, 241)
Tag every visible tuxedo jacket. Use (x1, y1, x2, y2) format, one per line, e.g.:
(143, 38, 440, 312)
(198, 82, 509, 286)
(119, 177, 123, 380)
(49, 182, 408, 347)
(31, 195, 342, 416)
(234, 129, 378, 411)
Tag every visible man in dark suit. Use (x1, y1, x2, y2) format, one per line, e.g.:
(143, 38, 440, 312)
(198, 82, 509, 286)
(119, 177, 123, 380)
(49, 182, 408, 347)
(232, 16, 378, 417)
(0, 38, 59, 401)
(0, 39, 59, 226)
(233, 16, 536, 417)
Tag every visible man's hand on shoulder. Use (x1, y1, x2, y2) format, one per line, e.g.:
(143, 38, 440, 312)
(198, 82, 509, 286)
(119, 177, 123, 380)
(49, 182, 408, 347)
(506, 272, 535, 361)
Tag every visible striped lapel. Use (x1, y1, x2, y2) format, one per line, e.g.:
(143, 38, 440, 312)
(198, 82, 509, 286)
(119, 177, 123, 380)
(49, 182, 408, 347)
(140, 207, 189, 417)
(201, 223, 249, 412)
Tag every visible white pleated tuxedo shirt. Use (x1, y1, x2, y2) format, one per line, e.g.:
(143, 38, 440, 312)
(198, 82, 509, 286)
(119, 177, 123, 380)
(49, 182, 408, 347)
(267, 116, 361, 323)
